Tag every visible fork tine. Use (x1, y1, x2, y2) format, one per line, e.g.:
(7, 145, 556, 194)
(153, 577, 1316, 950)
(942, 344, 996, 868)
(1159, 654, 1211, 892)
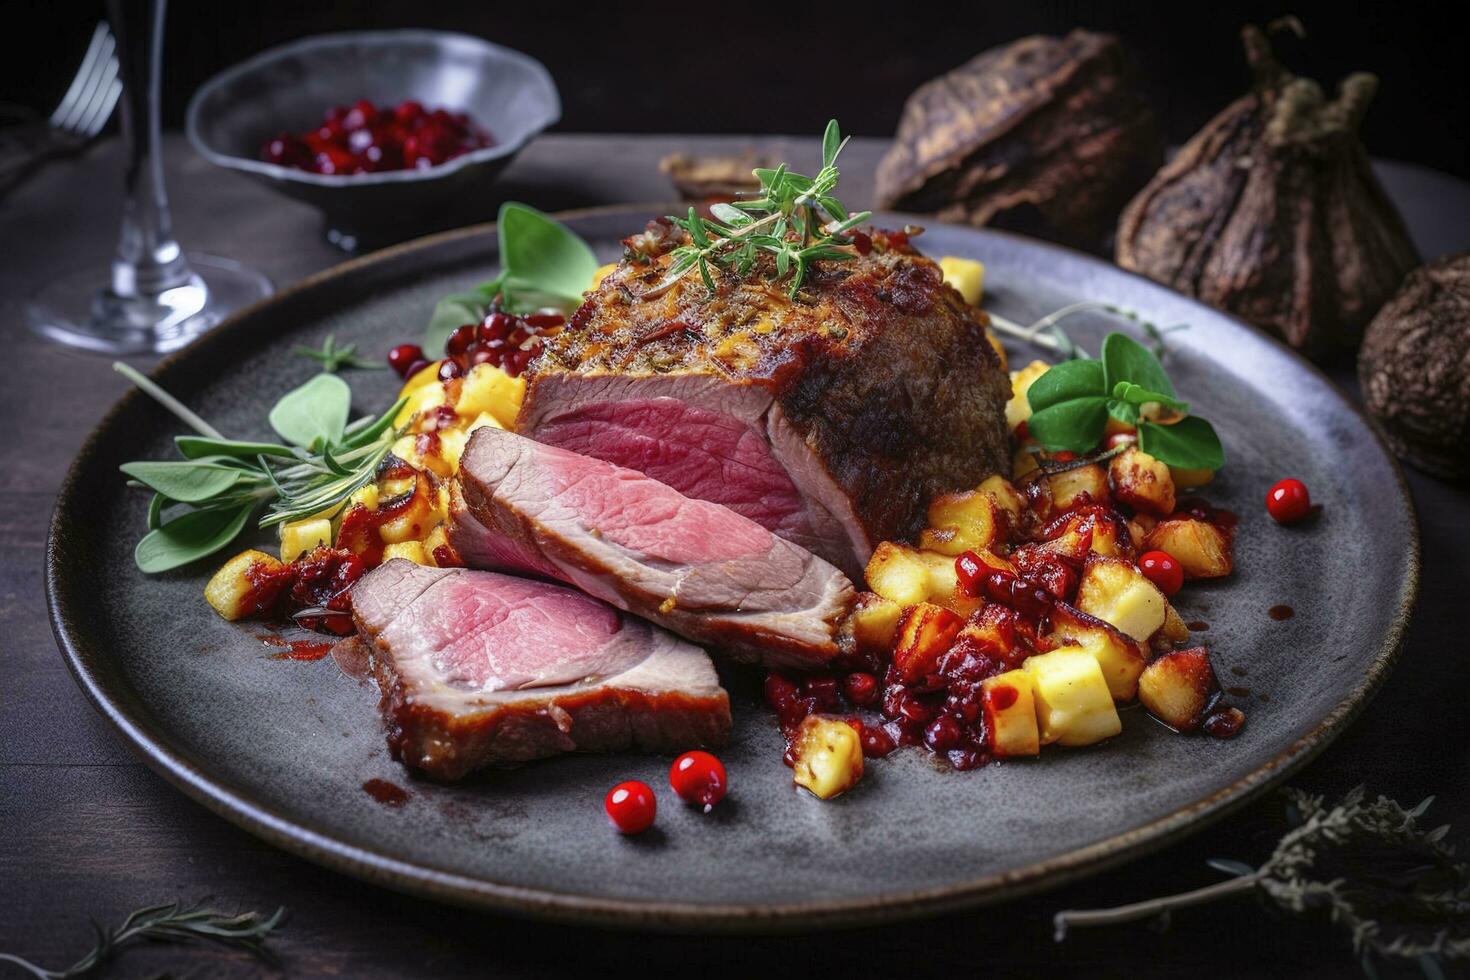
(75, 70, 122, 139)
(57, 30, 118, 133)
(50, 22, 113, 128)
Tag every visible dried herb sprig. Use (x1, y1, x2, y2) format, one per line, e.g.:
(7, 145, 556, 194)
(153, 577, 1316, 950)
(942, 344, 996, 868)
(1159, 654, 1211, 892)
(294, 333, 386, 373)
(0, 901, 287, 978)
(987, 301, 1188, 360)
(1054, 786, 1470, 977)
(645, 120, 872, 299)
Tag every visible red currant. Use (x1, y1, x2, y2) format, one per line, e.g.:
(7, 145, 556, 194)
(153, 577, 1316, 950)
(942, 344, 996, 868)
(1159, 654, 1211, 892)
(445, 324, 476, 357)
(1138, 550, 1184, 596)
(437, 358, 463, 381)
(669, 751, 727, 810)
(604, 780, 656, 834)
(1266, 478, 1311, 524)
(387, 343, 424, 377)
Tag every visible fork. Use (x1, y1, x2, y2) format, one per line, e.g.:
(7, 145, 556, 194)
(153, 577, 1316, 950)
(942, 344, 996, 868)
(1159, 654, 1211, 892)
(0, 22, 122, 195)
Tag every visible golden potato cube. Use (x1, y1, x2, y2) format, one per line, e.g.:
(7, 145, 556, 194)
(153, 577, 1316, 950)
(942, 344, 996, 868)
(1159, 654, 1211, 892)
(849, 592, 904, 652)
(864, 541, 933, 608)
(1076, 556, 1168, 642)
(939, 256, 985, 305)
(1138, 647, 1217, 732)
(465, 411, 504, 434)
(978, 475, 1025, 522)
(1046, 602, 1148, 701)
(1170, 466, 1215, 489)
(982, 671, 1040, 757)
(1013, 443, 1041, 480)
(892, 602, 965, 683)
(1024, 647, 1123, 747)
(1088, 512, 1129, 558)
(1128, 514, 1157, 550)
(1006, 360, 1051, 432)
(790, 716, 864, 800)
(914, 550, 984, 617)
(279, 517, 334, 562)
(393, 376, 448, 429)
(1143, 519, 1233, 580)
(1049, 463, 1110, 510)
(383, 540, 429, 565)
(919, 490, 1003, 556)
(437, 427, 470, 473)
(395, 360, 441, 400)
(1159, 602, 1191, 645)
(1108, 447, 1176, 516)
(456, 363, 527, 429)
(204, 550, 289, 621)
(348, 483, 379, 511)
(378, 476, 436, 544)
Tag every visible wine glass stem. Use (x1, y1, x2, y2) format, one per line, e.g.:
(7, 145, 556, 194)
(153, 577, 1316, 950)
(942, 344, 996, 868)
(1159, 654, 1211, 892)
(107, 0, 194, 299)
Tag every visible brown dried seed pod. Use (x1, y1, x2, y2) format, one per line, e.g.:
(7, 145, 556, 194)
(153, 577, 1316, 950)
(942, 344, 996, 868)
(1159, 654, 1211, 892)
(1357, 254, 1470, 481)
(875, 30, 1163, 252)
(1116, 22, 1420, 359)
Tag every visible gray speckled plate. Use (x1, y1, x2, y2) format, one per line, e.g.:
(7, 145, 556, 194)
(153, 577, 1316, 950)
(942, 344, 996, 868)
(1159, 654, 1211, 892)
(46, 206, 1418, 932)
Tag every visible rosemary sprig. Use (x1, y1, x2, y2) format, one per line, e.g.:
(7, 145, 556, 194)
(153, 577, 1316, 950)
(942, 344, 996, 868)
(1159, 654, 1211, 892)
(1054, 786, 1470, 976)
(644, 120, 872, 300)
(0, 900, 287, 978)
(294, 333, 386, 372)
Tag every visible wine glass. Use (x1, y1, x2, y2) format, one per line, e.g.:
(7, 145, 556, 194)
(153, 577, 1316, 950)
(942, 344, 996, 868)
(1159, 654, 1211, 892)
(27, 0, 272, 354)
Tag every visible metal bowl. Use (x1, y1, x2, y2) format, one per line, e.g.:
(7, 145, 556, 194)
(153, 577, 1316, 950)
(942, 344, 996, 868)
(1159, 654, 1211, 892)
(186, 30, 560, 250)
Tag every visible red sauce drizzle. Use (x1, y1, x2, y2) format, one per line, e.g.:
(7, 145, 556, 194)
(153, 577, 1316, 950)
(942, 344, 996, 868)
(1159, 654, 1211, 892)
(362, 778, 410, 806)
(1187, 620, 1210, 631)
(256, 634, 334, 661)
(1268, 604, 1295, 621)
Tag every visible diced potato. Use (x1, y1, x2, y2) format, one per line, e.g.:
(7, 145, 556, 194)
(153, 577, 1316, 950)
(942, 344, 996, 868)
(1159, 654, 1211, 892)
(383, 540, 429, 565)
(1159, 602, 1191, 645)
(849, 592, 904, 652)
(1006, 360, 1051, 432)
(1049, 463, 1110, 510)
(790, 716, 864, 799)
(1143, 519, 1233, 580)
(1024, 647, 1123, 747)
(912, 550, 983, 616)
(455, 363, 527, 429)
(1138, 647, 1217, 732)
(421, 524, 452, 566)
(982, 671, 1040, 757)
(465, 411, 504, 434)
(396, 360, 441, 400)
(279, 517, 334, 562)
(1108, 448, 1176, 516)
(348, 483, 379, 511)
(957, 603, 1024, 660)
(939, 256, 985, 305)
(1030, 513, 1095, 563)
(892, 602, 965, 682)
(1170, 466, 1215, 489)
(977, 474, 1023, 521)
(919, 490, 1003, 556)
(1045, 602, 1148, 701)
(204, 550, 290, 621)
(1127, 514, 1157, 551)
(1089, 511, 1129, 557)
(864, 542, 933, 608)
(1013, 444, 1041, 480)
(392, 432, 453, 479)
(592, 262, 619, 288)
(438, 427, 470, 472)
(393, 375, 448, 429)
(1076, 556, 1168, 643)
(378, 475, 436, 544)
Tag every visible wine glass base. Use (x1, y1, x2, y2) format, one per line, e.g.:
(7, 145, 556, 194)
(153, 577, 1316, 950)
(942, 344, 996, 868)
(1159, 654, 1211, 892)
(27, 253, 274, 355)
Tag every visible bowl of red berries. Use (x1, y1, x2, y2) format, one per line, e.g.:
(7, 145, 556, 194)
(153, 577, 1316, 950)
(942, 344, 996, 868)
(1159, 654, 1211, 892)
(186, 30, 559, 250)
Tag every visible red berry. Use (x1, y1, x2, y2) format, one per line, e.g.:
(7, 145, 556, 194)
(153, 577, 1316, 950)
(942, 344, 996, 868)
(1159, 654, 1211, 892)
(437, 358, 462, 381)
(604, 780, 656, 834)
(445, 324, 476, 357)
(1266, 478, 1311, 524)
(843, 671, 879, 706)
(387, 343, 424, 377)
(394, 99, 425, 124)
(1138, 550, 1184, 596)
(669, 751, 727, 810)
(763, 672, 799, 710)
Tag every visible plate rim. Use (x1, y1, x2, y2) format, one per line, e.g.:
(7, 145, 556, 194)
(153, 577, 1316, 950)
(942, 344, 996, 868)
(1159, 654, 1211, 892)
(45, 203, 1421, 932)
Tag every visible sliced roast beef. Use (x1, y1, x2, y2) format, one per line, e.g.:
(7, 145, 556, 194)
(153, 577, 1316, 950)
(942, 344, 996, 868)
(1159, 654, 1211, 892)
(453, 426, 854, 669)
(518, 233, 1012, 581)
(353, 560, 730, 779)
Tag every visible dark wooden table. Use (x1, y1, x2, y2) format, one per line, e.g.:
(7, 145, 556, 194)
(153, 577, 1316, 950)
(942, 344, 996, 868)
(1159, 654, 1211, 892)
(2, 134, 1467, 979)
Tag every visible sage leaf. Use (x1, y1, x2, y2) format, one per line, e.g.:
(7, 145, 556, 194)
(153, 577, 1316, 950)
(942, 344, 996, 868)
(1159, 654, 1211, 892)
(1027, 396, 1111, 453)
(1027, 358, 1106, 413)
(120, 461, 251, 503)
(1139, 416, 1225, 470)
(176, 436, 298, 461)
(134, 503, 255, 573)
(497, 202, 598, 309)
(268, 373, 350, 450)
(1103, 332, 1175, 397)
(424, 279, 501, 356)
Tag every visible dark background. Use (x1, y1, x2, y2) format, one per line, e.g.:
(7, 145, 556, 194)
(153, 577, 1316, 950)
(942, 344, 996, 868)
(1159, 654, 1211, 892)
(3, 0, 1468, 179)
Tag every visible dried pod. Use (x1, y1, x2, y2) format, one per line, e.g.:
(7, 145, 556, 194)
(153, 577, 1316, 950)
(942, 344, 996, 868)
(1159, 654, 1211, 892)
(1358, 254, 1470, 480)
(659, 151, 765, 201)
(1116, 23, 1420, 357)
(875, 30, 1163, 251)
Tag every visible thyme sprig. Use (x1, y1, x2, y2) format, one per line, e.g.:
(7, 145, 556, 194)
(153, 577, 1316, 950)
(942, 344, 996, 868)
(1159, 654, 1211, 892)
(0, 900, 287, 978)
(294, 333, 386, 373)
(644, 120, 872, 299)
(1054, 786, 1470, 977)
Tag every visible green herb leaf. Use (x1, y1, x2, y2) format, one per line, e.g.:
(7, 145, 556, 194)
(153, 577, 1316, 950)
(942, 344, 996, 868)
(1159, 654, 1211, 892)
(498, 202, 599, 309)
(294, 333, 387, 373)
(1027, 397, 1111, 453)
(1111, 381, 1188, 412)
(424, 279, 501, 357)
(1139, 417, 1225, 470)
(134, 504, 255, 573)
(1102, 333, 1175, 398)
(120, 461, 253, 503)
(175, 436, 299, 461)
(268, 373, 351, 450)
(1027, 358, 1106, 413)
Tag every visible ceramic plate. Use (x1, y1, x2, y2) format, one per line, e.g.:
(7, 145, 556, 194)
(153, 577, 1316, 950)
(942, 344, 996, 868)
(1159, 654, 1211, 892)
(47, 206, 1418, 931)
